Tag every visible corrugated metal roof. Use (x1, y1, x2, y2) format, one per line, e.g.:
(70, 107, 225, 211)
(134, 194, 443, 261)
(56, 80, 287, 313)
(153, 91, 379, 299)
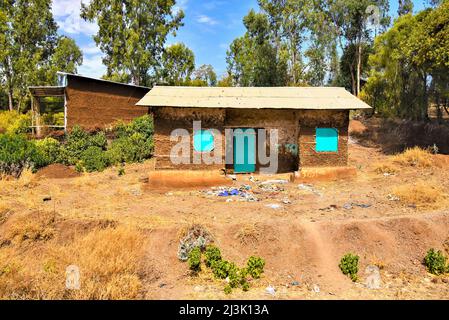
(57, 72, 150, 90)
(136, 86, 372, 110)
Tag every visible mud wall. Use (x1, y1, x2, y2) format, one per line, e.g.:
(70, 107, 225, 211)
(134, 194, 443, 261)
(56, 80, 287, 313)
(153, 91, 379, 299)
(298, 110, 349, 167)
(66, 76, 150, 130)
(153, 107, 226, 170)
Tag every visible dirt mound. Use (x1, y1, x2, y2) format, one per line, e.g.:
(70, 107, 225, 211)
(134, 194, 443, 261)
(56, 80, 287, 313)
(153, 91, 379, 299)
(35, 164, 80, 179)
(144, 170, 232, 191)
(349, 120, 367, 135)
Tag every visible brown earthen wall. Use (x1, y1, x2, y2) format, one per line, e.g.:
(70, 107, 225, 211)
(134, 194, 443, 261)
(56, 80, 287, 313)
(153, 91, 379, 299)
(298, 110, 349, 167)
(65, 76, 150, 130)
(153, 107, 226, 170)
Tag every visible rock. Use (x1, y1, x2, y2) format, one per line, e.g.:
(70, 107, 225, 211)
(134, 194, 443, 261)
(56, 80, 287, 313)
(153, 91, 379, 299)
(266, 204, 282, 210)
(312, 284, 320, 293)
(365, 265, 382, 289)
(194, 285, 205, 292)
(265, 285, 276, 296)
(291, 281, 300, 286)
(343, 203, 353, 210)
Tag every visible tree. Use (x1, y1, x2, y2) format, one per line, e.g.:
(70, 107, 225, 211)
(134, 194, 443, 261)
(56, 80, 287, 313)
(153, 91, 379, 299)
(398, 0, 413, 16)
(81, 0, 184, 87)
(0, 0, 82, 111)
(46, 36, 83, 84)
(192, 64, 217, 87)
(226, 9, 288, 86)
(361, 1, 449, 121)
(160, 43, 195, 86)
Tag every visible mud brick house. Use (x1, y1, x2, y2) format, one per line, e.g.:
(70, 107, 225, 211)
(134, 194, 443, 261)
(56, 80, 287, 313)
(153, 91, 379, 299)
(29, 73, 150, 134)
(137, 86, 372, 174)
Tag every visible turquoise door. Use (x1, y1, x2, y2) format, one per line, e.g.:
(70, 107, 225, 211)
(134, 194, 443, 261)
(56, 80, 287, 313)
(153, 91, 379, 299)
(233, 128, 256, 173)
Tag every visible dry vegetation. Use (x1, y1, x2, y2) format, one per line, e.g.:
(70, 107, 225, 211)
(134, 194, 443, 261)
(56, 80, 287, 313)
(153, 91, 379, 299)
(0, 137, 449, 300)
(392, 181, 446, 209)
(0, 212, 150, 300)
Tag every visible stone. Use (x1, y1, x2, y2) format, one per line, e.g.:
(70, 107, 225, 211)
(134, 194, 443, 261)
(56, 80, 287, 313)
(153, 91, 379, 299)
(312, 284, 320, 293)
(265, 285, 276, 296)
(365, 265, 382, 289)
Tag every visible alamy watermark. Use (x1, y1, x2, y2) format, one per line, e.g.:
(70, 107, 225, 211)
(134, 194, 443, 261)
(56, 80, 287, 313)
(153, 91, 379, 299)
(170, 121, 280, 174)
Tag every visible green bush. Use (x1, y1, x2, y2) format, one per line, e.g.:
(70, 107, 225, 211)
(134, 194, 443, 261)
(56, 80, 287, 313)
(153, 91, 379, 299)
(204, 245, 222, 268)
(106, 133, 153, 165)
(188, 247, 202, 272)
(59, 126, 107, 165)
(247, 256, 265, 279)
(0, 111, 31, 134)
(80, 146, 109, 172)
(424, 249, 448, 275)
(339, 253, 359, 282)
(211, 260, 234, 279)
(34, 138, 61, 164)
(114, 115, 154, 140)
(224, 285, 232, 295)
(0, 134, 46, 177)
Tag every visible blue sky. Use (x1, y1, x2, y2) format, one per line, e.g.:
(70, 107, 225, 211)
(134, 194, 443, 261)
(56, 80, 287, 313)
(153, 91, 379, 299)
(51, 0, 429, 80)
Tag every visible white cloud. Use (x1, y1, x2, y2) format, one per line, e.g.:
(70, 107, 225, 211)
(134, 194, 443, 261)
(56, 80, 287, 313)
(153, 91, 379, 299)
(78, 54, 106, 79)
(174, 0, 188, 14)
(81, 43, 101, 55)
(52, 0, 97, 35)
(196, 14, 218, 26)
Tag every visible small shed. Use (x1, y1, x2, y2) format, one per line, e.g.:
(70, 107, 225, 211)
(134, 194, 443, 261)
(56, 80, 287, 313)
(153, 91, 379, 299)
(137, 86, 371, 174)
(29, 73, 150, 135)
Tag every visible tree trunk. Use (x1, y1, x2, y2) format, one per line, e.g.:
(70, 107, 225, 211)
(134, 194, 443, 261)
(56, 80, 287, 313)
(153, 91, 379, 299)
(422, 73, 429, 121)
(8, 89, 13, 111)
(356, 40, 362, 96)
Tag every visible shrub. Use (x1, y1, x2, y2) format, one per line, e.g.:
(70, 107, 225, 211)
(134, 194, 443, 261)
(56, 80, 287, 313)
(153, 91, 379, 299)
(224, 285, 232, 295)
(392, 147, 433, 168)
(106, 133, 153, 165)
(204, 245, 222, 267)
(0, 111, 31, 134)
(424, 249, 448, 275)
(247, 256, 265, 279)
(392, 181, 445, 209)
(80, 146, 109, 173)
(188, 247, 202, 272)
(114, 115, 154, 140)
(339, 253, 359, 282)
(34, 138, 61, 164)
(59, 126, 107, 165)
(0, 134, 46, 177)
(211, 260, 235, 279)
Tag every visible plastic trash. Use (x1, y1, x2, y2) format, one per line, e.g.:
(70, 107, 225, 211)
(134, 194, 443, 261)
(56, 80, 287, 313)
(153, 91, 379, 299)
(266, 204, 282, 210)
(265, 285, 276, 296)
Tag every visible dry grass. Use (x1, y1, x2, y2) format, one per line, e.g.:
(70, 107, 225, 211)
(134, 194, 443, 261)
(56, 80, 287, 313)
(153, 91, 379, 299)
(372, 162, 398, 175)
(235, 223, 262, 246)
(0, 212, 151, 300)
(392, 181, 446, 209)
(392, 147, 434, 168)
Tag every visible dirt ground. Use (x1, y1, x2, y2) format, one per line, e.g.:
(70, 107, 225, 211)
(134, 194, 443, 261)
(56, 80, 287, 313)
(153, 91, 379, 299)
(1, 122, 449, 300)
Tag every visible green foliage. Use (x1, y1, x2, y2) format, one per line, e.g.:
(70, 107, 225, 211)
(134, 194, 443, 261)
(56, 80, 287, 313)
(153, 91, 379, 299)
(224, 285, 232, 295)
(247, 256, 265, 279)
(424, 249, 448, 275)
(34, 137, 61, 164)
(161, 43, 195, 85)
(204, 245, 222, 268)
(0, 1, 82, 111)
(81, 0, 184, 87)
(0, 111, 31, 134)
(107, 115, 154, 165)
(362, 1, 449, 120)
(80, 146, 109, 173)
(0, 134, 46, 177)
(188, 247, 202, 272)
(192, 64, 217, 87)
(59, 126, 107, 165)
(339, 253, 360, 282)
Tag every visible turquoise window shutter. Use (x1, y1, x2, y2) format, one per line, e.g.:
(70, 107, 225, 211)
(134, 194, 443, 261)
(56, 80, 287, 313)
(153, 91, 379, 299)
(194, 130, 215, 152)
(316, 128, 338, 152)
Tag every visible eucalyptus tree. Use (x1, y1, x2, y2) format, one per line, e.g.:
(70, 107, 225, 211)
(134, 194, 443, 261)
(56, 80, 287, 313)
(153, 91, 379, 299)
(81, 0, 185, 87)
